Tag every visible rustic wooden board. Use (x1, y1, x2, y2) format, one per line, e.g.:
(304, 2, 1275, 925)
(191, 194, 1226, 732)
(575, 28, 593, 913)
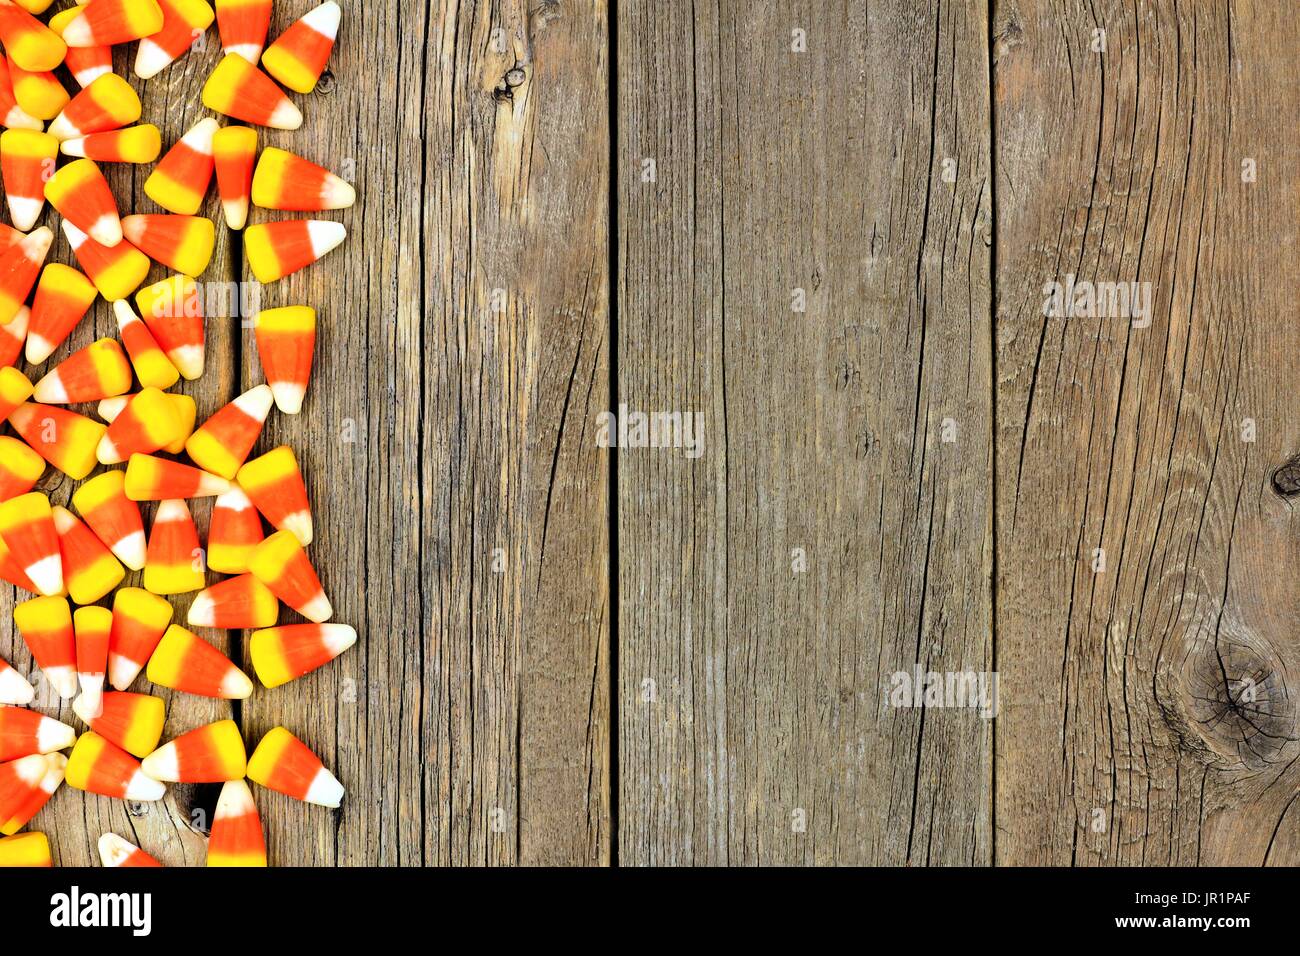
(8, 0, 612, 870)
(6, 0, 1297, 869)
(418, 0, 611, 865)
(993, 0, 1300, 864)
(616, 0, 994, 864)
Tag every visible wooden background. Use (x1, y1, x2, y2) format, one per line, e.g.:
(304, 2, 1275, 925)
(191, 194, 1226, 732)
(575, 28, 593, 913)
(4, 0, 1298, 865)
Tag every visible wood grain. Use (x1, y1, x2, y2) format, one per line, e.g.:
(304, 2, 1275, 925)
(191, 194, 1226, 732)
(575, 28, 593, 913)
(5, 0, 1297, 868)
(993, 0, 1300, 864)
(616, 0, 993, 864)
(419, 0, 611, 866)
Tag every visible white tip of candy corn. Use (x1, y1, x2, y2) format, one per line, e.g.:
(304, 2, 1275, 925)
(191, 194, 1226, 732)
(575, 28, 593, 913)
(306, 220, 345, 258)
(124, 768, 166, 801)
(269, 381, 305, 415)
(107, 654, 141, 693)
(36, 714, 76, 752)
(302, 2, 341, 40)
(221, 668, 254, 700)
(0, 666, 35, 705)
(98, 832, 140, 866)
(26, 554, 63, 598)
(305, 767, 344, 808)
(76, 675, 104, 718)
(44, 664, 78, 700)
(139, 743, 177, 781)
(112, 529, 147, 572)
(298, 593, 333, 624)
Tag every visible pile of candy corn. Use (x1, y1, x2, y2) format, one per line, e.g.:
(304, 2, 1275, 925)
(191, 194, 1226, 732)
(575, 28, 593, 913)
(0, 0, 357, 869)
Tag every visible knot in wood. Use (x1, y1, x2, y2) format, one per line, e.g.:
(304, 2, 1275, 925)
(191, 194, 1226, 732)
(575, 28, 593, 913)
(1170, 628, 1296, 772)
(1272, 455, 1300, 497)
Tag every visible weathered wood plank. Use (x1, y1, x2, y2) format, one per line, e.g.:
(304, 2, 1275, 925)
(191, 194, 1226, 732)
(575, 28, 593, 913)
(235, 0, 358, 870)
(420, 0, 611, 866)
(17, 22, 240, 866)
(617, 0, 993, 864)
(993, 0, 1300, 864)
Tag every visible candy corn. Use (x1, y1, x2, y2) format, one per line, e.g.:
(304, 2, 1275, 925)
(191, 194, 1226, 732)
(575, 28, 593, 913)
(0, 705, 75, 761)
(46, 159, 123, 246)
(142, 498, 204, 593)
(32, 338, 132, 404)
(136, 0, 214, 78)
(50, 6, 112, 88)
(105, 588, 171, 689)
(247, 726, 342, 807)
(252, 146, 354, 211)
(0, 227, 49, 329)
(63, 221, 150, 300)
(0, 436, 42, 505)
(9, 63, 68, 121)
(0, 1, 66, 71)
(189, 573, 277, 628)
(65, 731, 164, 800)
(8, 403, 107, 480)
(214, 0, 269, 62)
(0, 654, 34, 705)
(0, 830, 50, 865)
(245, 219, 344, 284)
(261, 1, 339, 94)
(203, 52, 302, 129)
(62, 124, 161, 163)
(9, 1, 55, 15)
(0, 752, 65, 833)
(100, 390, 194, 455)
(141, 718, 245, 782)
(186, 385, 272, 479)
(127, 454, 229, 502)
(13, 595, 75, 696)
(71, 470, 145, 571)
(253, 306, 314, 414)
(26, 263, 98, 365)
(249, 530, 330, 622)
(97, 388, 182, 463)
(0, 366, 31, 421)
(73, 690, 164, 756)
(212, 124, 254, 229)
(98, 832, 161, 866)
(207, 485, 261, 573)
(54, 507, 124, 605)
(0, 54, 41, 129)
(113, 299, 179, 388)
(0, 531, 37, 591)
(121, 213, 215, 276)
(62, 0, 164, 46)
(0, 129, 53, 229)
(135, 274, 203, 378)
(73, 605, 111, 714)
(48, 73, 141, 141)
(146, 624, 252, 698)
(238, 445, 311, 545)
(0, 306, 27, 366)
(0, 494, 61, 596)
(207, 778, 263, 865)
(143, 116, 215, 214)
(249, 622, 354, 689)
